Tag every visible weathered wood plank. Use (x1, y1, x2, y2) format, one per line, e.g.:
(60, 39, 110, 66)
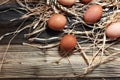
(0, 45, 119, 78)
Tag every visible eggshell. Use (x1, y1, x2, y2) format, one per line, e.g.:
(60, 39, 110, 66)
(48, 14, 67, 31)
(60, 34, 77, 52)
(105, 22, 120, 39)
(83, 5, 103, 24)
(58, 0, 76, 6)
(81, 0, 92, 4)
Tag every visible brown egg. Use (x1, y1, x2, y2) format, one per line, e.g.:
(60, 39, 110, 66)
(105, 22, 120, 39)
(48, 14, 67, 31)
(83, 5, 103, 24)
(58, 0, 76, 6)
(81, 0, 92, 4)
(60, 34, 77, 52)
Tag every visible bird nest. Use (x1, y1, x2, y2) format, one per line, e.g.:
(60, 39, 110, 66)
(0, 0, 120, 76)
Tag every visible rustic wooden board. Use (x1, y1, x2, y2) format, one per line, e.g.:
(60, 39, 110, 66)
(0, 45, 120, 78)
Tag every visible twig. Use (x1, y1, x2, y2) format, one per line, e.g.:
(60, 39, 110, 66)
(23, 42, 60, 49)
(16, 0, 33, 12)
(0, 0, 9, 5)
(83, 52, 120, 75)
(0, 19, 27, 71)
(29, 37, 61, 43)
(77, 43, 90, 65)
(0, 23, 33, 41)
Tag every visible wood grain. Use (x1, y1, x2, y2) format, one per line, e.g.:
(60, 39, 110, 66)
(0, 44, 119, 78)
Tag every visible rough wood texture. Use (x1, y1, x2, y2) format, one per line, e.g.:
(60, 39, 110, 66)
(0, 45, 120, 78)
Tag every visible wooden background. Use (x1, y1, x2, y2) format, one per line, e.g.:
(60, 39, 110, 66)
(0, 0, 120, 79)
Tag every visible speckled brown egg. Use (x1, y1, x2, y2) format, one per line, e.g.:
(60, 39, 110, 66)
(60, 34, 77, 52)
(83, 5, 103, 24)
(58, 0, 76, 6)
(48, 14, 67, 31)
(105, 22, 120, 39)
(81, 0, 92, 4)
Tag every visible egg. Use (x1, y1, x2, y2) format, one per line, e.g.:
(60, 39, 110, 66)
(58, 0, 76, 6)
(48, 14, 67, 31)
(81, 0, 92, 4)
(83, 5, 103, 24)
(105, 22, 120, 39)
(60, 34, 77, 53)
